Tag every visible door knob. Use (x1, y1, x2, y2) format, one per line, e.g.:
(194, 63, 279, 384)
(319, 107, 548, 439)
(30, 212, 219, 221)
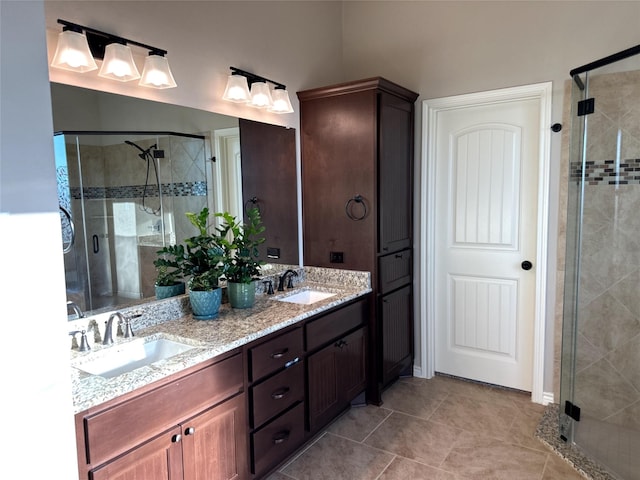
(521, 260, 533, 271)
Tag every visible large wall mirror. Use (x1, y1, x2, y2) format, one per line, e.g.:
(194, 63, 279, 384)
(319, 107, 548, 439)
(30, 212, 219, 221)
(51, 83, 299, 318)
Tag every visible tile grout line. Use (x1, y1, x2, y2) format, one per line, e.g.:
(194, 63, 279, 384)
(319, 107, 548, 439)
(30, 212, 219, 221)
(359, 408, 394, 444)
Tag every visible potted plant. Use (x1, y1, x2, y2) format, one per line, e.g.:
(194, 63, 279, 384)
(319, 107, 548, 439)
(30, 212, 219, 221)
(216, 207, 266, 308)
(183, 208, 225, 319)
(153, 244, 186, 299)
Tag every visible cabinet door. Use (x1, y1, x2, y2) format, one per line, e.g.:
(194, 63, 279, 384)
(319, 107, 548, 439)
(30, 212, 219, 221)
(181, 394, 248, 480)
(307, 327, 367, 432)
(340, 327, 367, 402)
(378, 92, 413, 254)
(307, 342, 340, 432)
(90, 426, 183, 480)
(380, 285, 413, 385)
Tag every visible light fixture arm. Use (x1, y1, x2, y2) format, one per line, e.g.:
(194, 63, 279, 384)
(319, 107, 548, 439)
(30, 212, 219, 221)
(57, 19, 167, 57)
(229, 66, 287, 90)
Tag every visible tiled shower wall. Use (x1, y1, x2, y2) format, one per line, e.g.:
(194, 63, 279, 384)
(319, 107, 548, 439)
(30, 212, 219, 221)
(571, 71, 640, 430)
(555, 70, 640, 479)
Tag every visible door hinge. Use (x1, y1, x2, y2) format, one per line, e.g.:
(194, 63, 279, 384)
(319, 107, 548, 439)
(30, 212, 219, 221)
(565, 400, 581, 421)
(577, 98, 595, 116)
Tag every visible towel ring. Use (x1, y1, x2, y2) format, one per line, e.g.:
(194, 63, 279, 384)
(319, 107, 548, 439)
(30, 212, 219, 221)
(244, 196, 261, 215)
(60, 205, 75, 254)
(345, 195, 368, 221)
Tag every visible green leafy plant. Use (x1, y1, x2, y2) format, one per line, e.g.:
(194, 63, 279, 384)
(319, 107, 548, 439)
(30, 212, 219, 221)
(183, 207, 224, 291)
(215, 207, 266, 284)
(153, 244, 185, 286)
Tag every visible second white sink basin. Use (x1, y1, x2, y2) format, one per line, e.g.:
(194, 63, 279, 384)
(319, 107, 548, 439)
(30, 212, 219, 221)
(75, 337, 195, 379)
(277, 290, 336, 305)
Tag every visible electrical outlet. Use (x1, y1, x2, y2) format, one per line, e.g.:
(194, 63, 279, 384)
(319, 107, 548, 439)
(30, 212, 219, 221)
(330, 251, 344, 263)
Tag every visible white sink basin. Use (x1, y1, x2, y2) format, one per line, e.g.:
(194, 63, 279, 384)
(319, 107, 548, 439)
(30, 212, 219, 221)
(277, 290, 336, 305)
(75, 338, 195, 378)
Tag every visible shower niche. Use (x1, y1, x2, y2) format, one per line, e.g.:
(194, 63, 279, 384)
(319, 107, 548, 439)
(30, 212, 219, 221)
(55, 131, 208, 313)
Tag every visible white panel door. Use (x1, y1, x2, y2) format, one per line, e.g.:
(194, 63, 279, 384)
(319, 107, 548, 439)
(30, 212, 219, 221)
(434, 98, 540, 391)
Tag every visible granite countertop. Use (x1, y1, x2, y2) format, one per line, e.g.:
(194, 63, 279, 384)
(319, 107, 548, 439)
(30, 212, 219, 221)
(69, 267, 371, 414)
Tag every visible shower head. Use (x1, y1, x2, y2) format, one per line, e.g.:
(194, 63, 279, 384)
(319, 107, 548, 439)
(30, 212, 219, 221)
(125, 140, 157, 160)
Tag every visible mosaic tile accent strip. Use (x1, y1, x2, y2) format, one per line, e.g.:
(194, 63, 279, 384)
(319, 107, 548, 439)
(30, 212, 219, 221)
(570, 159, 640, 185)
(70, 181, 207, 200)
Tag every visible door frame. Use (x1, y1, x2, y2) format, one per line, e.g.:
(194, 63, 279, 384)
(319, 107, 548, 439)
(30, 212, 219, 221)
(419, 82, 552, 404)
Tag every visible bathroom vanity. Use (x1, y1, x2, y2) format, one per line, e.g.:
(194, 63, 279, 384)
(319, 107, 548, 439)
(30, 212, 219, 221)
(70, 267, 371, 480)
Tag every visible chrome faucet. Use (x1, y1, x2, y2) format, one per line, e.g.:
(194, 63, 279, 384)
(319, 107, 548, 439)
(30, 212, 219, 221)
(69, 329, 90, 352)
(277, 269, 298, 291)
(67, 301, 85, 319)
(103, 312, 126, 345)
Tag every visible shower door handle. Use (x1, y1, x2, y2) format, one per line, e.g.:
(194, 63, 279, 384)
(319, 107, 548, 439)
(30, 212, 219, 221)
(93, 235, 99, 254)
(521, 260, 533, 271)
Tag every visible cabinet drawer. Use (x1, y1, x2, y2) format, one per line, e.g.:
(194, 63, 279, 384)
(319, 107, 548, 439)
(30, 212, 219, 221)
(306, 299, 366, 351)
(83, 353, 243, 468)
(249, 327, 303, 382)
(251, 360, 304, 428)
(379, 249, 412, 294)
(251, 402, 305, 476)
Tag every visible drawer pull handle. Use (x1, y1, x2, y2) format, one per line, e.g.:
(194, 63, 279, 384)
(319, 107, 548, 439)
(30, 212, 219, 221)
(284, 357, 299, 368)
(334, 339, 348, 349)
(185, 427, 195, 435)
(271, 387, 290, 400)
(270, 348, 289, 359)
(272, 431, 290, 445)
(395, 253, 403, 258)
(172, 434, 182, 443)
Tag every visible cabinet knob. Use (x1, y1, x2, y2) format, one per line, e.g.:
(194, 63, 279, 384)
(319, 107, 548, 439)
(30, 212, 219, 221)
(334, 339, 348, 349)
(272, 430, 290, 445)
(185, 427, 195, 435)
(271, 387, 290, 400)
(171, 434, 182, 443)
(270, 348, 289, 359)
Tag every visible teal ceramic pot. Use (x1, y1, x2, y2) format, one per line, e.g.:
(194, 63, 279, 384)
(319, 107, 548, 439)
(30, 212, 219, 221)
(155, 282, 186, 300)
(189, 288, 222, 320)
(227, 281, 257, 309)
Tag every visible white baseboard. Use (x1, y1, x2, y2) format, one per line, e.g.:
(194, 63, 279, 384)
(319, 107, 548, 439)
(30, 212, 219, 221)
(542, 391, 555, 406)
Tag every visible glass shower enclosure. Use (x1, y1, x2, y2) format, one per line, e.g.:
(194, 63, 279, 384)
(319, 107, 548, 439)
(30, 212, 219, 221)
(560, 45, 640, 480)
(55, 131, 208, 313)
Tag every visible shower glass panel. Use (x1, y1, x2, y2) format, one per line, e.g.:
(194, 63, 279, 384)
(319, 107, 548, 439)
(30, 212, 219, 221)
(55, 131, 208, 313)
(560, 52, 640, 480)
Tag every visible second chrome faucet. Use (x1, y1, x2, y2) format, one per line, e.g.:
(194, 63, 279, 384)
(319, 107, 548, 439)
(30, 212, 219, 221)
(102, 312, 135, 345)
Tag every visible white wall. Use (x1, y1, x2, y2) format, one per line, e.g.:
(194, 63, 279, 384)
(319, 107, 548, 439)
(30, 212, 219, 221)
(0, 1, 78, 478)
(341, 0, 640, 393)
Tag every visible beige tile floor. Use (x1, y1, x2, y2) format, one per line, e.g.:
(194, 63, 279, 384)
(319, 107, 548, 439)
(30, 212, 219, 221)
(266, 375, 586, 480)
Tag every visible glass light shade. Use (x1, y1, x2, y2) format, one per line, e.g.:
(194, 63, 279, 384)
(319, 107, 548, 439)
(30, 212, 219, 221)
(222, 75, 251, 103)
(139, 54, 177, 89)
(249, 82, 273, 109)
(268, 89, 294, 114)
(50, 30, 98, 72)
(98, 43, 140, 82)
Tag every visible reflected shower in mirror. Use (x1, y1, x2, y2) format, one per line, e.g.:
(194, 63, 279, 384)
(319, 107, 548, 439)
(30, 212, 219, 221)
(51, 83, 299, 317)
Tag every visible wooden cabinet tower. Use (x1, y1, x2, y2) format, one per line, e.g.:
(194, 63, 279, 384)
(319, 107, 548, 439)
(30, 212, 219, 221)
(298, 78, 418, 404)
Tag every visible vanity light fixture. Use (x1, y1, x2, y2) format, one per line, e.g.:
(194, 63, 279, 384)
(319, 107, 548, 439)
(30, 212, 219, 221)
(98, 42, 140, 82)
(51, 19, 177, 89)
(222, 67, 294, 114)
(50, 27, 97, 72)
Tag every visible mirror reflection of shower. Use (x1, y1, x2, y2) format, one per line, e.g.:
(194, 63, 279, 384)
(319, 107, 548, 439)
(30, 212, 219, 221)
(54, 132, 208, 314)
(124, 140, 162, 216)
